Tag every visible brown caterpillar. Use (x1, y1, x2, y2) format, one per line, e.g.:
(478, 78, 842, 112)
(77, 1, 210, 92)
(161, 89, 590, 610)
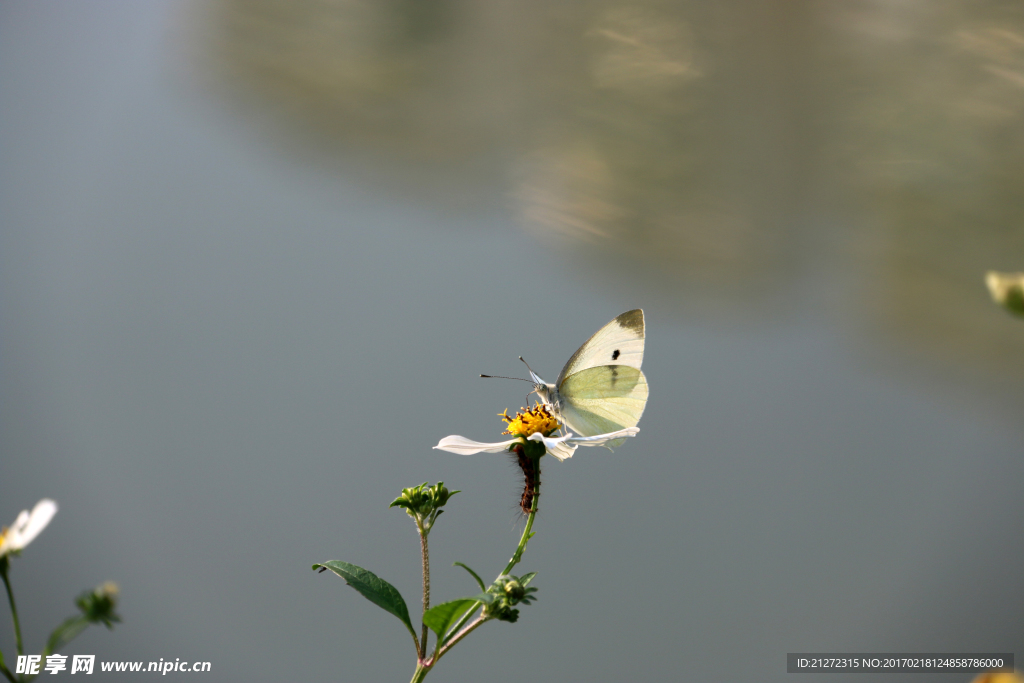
(512, 444, 539, 515)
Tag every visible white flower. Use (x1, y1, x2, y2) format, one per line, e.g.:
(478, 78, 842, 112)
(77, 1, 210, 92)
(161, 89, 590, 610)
(0, 499, 58, 557)
(434, 427, 639, 462)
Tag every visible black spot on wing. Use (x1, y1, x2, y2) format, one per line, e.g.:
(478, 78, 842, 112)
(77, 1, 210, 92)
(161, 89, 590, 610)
(612, 349, 620, 360)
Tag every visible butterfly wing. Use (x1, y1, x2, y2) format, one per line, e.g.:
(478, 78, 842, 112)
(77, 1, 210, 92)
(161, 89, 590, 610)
(556, 309, 645, 386)
(558, 365, 649, 445)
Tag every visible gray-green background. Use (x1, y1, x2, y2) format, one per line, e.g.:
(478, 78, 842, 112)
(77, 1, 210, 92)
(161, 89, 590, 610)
(2, 2, 1023, 681)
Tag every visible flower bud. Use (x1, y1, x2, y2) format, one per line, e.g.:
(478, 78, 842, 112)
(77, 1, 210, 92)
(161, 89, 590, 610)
(76, 582, 121, 628)
(502, 578, 525, 601)
(482, 574, 538, 622)
(389, 482, 460, 532)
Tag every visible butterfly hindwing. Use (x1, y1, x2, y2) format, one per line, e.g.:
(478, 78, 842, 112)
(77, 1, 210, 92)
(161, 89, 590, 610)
(558, 365, 649, 440)
(556, 309, 645, 385)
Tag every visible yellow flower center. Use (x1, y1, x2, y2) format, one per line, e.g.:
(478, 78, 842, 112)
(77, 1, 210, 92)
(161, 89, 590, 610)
(500, 405, 561, 438)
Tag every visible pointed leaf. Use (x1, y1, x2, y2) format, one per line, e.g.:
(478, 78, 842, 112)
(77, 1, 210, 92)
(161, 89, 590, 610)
(313, 561, 416, 640)
(422, 598, 478, 637)
(519, 572, 537, 587)
(453, 562, 486, 591)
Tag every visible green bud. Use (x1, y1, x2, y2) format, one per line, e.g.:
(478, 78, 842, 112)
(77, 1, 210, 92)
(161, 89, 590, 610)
(76, 582, 121, 629)
(502, 579, 525, 601)
(495, 606, 521, 623)
(389, 482, 428, 513)
(389, 482, 460, 533)
(482, 574, 538, 623)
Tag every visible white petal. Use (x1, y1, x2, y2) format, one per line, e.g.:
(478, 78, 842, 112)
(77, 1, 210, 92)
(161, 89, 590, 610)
(525, 426, 639, 458)
(10, 510, 30, 533)
(565, 427, 639, 447)
(433, 435, 519, 455)
(546, 441, 577, 461)
(14, 499, 57, 550)
(0, 510, 32, 556)
(526, 432, 576, 461)
(1, 499, 57, 554)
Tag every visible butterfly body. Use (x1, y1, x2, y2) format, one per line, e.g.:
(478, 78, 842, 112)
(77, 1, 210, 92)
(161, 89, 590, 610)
(529, 309, 648, 445)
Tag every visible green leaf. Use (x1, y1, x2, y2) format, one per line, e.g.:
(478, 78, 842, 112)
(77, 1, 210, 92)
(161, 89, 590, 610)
(519, 572, 537, 587)
(453, 562, 486, 591)
(422, 599, 478, 637)
(313, 561, 416, 639)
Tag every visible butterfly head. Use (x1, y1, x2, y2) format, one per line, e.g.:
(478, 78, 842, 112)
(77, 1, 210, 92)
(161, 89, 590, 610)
(531, 380, 560, 409)
(522, 361, 560, 411)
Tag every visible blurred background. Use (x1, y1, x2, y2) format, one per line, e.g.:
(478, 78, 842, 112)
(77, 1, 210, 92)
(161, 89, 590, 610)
(2, 1, 1023, 681)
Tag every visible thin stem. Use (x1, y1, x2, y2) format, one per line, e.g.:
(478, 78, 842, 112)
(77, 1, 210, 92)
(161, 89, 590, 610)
(417, 520, 430, 661)
(43, 616, 89, 657)
(0, 645, 13, 683)
(502, 455, 540, 576)
(434, 615, 488, 663)
(0, 563, 23, 657)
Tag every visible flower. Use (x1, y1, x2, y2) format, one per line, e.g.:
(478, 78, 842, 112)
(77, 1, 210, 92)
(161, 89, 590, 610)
(434, 405, 639, 461)
(0, 499, 58, 557)
(499, 405, 560, 440)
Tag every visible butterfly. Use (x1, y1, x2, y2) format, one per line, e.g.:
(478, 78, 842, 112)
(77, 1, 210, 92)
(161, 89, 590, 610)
(528, 309, 648, 446)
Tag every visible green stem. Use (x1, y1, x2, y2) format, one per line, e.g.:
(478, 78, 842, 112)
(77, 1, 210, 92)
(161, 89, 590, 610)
(434, 615, 488, 663)
(43, 616, 89, 657)
(17, 616, 91, 683)
(437, 452, 540, 655)
(409, 661, 431, 683)
(0, 647, 13, 683)
(437, 453, 540, 653)
(417, 522, 430, 661)
(0, 562, 23, 657)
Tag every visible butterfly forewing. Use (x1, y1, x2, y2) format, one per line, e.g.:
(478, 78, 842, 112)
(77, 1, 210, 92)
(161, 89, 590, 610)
(555, 309, 645, 385)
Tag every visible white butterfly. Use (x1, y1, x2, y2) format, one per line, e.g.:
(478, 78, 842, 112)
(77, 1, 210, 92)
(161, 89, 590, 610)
(528, 309, 648, 446)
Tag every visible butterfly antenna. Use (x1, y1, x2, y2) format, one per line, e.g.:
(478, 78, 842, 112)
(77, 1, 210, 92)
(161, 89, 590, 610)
(519, 356, 548, 386)
(479, 374, 533, 382)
